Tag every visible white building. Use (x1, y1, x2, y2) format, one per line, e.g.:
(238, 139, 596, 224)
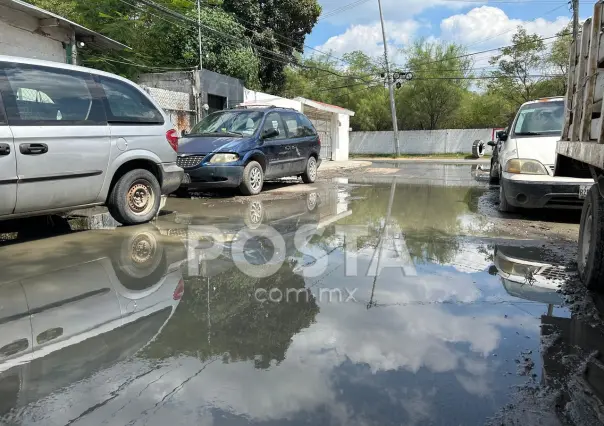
(242, 89, 355, 162)
(0, 0, 127, 64)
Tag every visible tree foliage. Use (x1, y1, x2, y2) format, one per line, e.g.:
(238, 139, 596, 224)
(28, 0, 320, 90)
(285, 26, 570, 131)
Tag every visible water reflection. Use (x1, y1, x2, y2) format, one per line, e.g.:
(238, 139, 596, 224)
(0, 182, 591, 426)
(0, 224, 186, 419)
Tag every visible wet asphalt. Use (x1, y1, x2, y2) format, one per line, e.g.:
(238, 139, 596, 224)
(0, 162, 602, 426)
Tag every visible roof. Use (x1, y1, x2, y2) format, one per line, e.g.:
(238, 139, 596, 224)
(294, 97, 355, 116)
(522, 96, 564, 106)
(1, 0, 129, 51)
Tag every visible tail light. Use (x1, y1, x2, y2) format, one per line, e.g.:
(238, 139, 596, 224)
(173, 279, 185, 300)
(318, 136, 321, 146)
(166, 129, 179, 152)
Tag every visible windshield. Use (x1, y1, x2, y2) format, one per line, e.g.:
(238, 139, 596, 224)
(189, 111, 264, 137)
(513, 100, 564, 136)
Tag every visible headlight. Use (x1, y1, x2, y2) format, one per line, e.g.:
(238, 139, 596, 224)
(209, 153, 239, 164)
(504, 159, 548, 175)
(497, 256, 539, 277)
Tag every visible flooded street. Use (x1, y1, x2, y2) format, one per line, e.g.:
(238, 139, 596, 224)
(1, 163, 602, 425)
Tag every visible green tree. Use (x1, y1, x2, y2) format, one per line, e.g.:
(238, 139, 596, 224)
(400, 40, 473, 130)
(488, 27, 548, 105)
(221, 0, 321, 92)
(545, 23, 572, 94)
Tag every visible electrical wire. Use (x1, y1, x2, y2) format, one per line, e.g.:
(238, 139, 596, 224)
(465, 3, 570, 49)
(176, 0, 353, 66)
(319, 0, 372, 20)
(127, 0, 373, 84)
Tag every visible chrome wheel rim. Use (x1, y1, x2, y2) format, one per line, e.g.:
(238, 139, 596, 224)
(580, 203, 593, 271)
(127, 181, 155, 216)
(309, 158, 317, 180)
(250, 167, 262, 191)
(130, 233, 157, 265)
(249, 201, 263, 224)
(307, 192, 318, 211)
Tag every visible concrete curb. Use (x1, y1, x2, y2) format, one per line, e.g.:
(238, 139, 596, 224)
(320, 160, 372, 171)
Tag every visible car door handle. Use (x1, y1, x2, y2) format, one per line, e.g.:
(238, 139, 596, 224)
(20, 143, 48, 155)
(0, 143, 10, 156)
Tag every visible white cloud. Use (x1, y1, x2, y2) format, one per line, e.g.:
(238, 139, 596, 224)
(440, 6, 570, 52)
(315, 19, 419, 60)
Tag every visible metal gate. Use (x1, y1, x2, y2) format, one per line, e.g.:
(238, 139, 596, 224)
(308, 115, 332, 160)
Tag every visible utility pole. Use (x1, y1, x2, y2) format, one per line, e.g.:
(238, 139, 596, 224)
(377, 0, 400, 157)
(197, 0, 203, 71)
(196, 0, 204, 121)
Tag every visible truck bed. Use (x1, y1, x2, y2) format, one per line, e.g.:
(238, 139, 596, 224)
(557, 141, 604, 170)
(557, 0, 604, 171)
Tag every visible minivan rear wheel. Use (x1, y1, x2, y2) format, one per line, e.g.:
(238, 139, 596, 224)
(108, 169, 161, 225)
(302, 156, 317, 184)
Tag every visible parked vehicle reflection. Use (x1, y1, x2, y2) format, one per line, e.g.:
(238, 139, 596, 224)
(0, 223, 186, 417)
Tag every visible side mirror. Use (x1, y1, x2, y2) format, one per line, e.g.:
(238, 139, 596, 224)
(496, 130, 508, 141)
(487, 141, 496, 147)
(262, 128, 279, 139)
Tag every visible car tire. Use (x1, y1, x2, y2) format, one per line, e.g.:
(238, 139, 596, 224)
(578, 184, 604, 291)
(499, 183, 517, 213)
(489, 160, 499, 184)
(244, 200, 264, 229)
(107, 169, 161, 226)
(239, 161, 264, 196)
(302, 156, 318, 184)
(111, 227, 167, 291)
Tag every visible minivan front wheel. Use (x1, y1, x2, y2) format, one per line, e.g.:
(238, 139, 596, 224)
(240, 161, 264, 196)
(108, 169, 161, 225)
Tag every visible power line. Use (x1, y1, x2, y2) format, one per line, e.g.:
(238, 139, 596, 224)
(179, 0, 353, 66)
(319, 0, 371, 20)
(130, 0, 372, 84)
(465, 3, 570, 49)
(407, 32, 571, 71)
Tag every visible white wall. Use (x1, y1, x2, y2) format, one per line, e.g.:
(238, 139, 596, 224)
(0, 4, 70, 63)
(333, 114, 350, 161)
(242, 89, 301, 111)
(349, 129, 495, 155)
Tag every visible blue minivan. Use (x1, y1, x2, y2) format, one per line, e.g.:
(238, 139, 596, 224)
(176, 106, 321, 196)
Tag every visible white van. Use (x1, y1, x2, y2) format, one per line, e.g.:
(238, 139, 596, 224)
(490, 97, 594, 212)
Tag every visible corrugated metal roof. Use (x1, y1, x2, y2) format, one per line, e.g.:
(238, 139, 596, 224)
(1, 0, 130, 51)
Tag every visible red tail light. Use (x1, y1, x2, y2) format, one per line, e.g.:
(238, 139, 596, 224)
(166, 129, 179, 152)
(318, 136, 321, 145)
(173, 279, 185, 300)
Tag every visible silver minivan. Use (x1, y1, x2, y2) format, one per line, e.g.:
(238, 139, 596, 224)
(0, 56, 183, 225)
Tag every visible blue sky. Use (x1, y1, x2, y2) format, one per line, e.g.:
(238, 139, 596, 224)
(305, 0, 589, 68)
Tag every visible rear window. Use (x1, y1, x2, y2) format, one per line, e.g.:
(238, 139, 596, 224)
(513, 100, 564, 136)
(298, 114, 318, 137)
(99, 76, 164, 124)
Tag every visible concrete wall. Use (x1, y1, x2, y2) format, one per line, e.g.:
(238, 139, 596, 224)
(0, 3, 70, 62)
(201, 70, 244, 109)
(138, 71, 194, 96)
(349, 129, 495, 155)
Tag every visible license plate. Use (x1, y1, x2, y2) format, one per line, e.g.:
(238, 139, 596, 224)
(182, 174, 191, 184)
(579, 184, 591, 199)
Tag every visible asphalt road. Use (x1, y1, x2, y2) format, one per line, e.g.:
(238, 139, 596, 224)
(0, 162, 602, 426)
